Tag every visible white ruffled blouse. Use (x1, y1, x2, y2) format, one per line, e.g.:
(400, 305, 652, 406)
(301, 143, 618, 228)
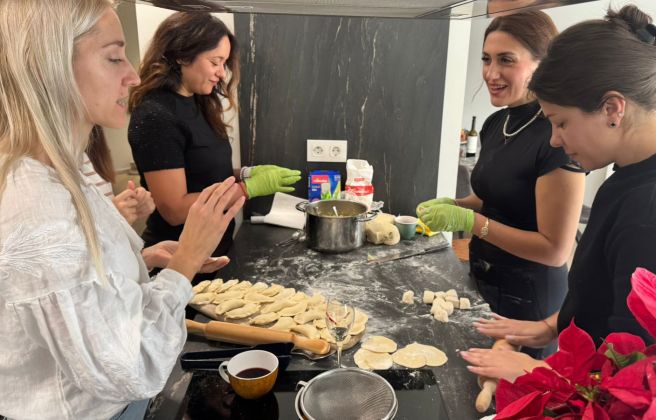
(0, 158, 191, 419)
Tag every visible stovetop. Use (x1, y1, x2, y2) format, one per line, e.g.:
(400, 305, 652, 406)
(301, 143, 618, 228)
(180, 369, 450, 419)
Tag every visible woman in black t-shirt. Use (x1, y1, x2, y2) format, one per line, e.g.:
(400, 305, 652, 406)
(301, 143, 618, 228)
(462, 5, 656, 382)
(417, 12, 585, 357)
(128, 12, 300, 280)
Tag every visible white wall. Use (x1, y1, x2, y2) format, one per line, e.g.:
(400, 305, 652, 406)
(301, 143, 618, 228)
(461, 0, 656, 206)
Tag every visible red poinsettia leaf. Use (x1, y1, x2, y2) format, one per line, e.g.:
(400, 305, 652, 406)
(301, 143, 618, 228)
(546, 321, 598, 384)
(646, 344, 656, 357)
(647, 361, 656, 398)
(602, 357, 654, 409)
(600, 359, 616, 381)
(495, 390, 551, 420)
(599, 333, 646, 356)
(627, 268, 656, 340)
(606, 398, 640, 419)
(512, 367, 577, 404)
(582, 402, 612, 420)
(644, 399, 656, 420)
(496, 379, 531, 413)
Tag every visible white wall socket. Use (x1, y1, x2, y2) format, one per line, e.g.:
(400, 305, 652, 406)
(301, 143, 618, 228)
(306, 139, 348, 163)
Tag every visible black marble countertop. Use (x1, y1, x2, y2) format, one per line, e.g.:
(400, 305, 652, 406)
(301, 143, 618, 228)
(146, 223, 494, 420)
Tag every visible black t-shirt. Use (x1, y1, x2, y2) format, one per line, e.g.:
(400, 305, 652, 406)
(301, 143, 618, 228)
(470, 101, 582, 267)
(128, 89, 235, 253)
(558, 154, 656, 345)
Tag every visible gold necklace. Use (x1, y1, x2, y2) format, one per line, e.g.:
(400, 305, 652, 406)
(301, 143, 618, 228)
(503, 107, 542, 143)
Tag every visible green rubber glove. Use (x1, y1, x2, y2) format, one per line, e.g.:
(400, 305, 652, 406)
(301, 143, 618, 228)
(418, 204, 474, 233)
(249, 165, 283, 178)
(244, 167, 301, 198)
(416, 197, 456, 218)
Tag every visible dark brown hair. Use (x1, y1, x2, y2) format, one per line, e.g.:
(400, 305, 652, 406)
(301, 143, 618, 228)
(87, 125, 115, 184)
(484, 11, 558, 61)
(530, 5, 656, 112)
(128, 12, 240, 139)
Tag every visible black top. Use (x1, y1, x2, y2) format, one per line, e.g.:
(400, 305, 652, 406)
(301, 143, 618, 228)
(469, 101, 582, 268)
(558, 153, 656, 345)
(128, 89, 235, 253)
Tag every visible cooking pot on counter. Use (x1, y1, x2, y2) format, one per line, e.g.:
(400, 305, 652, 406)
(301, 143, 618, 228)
(295, 200, 378, 253)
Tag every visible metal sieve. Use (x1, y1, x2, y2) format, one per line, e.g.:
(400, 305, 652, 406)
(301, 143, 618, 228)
(295, 368, 397, 420)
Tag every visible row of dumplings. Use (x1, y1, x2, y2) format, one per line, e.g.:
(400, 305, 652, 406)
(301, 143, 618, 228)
(189, 278, 368, 341)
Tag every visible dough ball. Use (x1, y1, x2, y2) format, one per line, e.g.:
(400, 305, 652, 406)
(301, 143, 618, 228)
(423, 290, 435, 304)
(433, 307, 448, 323)
(361, 335, 398, 353)
(401, 290, 414, 304)
(382, 225, 400, 246)
(445, 295, 460, 308)
(459, 297, 471, 309)
(434, 291, 446, 300)
(445, 289, 458, 298)
(365, 222, 400, 245)
(434, 297, 454, 315)
(392, 347, 426, 369)
(354, 348, 393, 370)
(406, 342, 448, 367)
(373, 212, 396, 225)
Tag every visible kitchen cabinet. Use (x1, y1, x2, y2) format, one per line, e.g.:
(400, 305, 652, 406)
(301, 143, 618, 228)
(148, 223, 495, 419)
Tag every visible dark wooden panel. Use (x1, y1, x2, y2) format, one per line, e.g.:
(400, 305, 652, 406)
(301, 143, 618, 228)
(236, 14, 449, 217)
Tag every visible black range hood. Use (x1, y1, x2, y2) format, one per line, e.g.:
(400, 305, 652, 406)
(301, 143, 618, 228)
(126, 0, 596, 19)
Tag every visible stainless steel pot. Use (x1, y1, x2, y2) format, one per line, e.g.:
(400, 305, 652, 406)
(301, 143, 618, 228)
(295, 200, 378, 253)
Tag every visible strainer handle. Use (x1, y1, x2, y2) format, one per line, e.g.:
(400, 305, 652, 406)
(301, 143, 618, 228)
(295, 381, 308, 420)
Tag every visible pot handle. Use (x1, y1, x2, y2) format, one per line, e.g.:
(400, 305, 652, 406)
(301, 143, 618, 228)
(295, 201, 309, 213)
(357, 209, 379, 222)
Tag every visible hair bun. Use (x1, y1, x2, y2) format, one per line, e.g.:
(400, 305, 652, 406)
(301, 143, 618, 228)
(636, 24, 656, 45)
(606, 4, 655, 44)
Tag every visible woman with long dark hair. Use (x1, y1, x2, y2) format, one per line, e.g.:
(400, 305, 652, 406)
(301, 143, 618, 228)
(128, 12, 300, 273)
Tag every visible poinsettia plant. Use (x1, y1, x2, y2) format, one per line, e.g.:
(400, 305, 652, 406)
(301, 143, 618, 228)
(494, 267, 656, 419)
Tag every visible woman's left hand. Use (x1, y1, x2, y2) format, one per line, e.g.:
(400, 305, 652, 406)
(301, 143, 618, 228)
(142, 240, 230, 272)
(417, 203, 474, 233)
(460, 348, 548, 382)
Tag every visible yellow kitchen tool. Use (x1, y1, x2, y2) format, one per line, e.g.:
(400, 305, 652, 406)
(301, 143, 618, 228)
(417, 219, 439, 237)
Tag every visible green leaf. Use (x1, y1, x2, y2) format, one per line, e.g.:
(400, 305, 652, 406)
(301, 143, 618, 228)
(604, 343, 646, 368)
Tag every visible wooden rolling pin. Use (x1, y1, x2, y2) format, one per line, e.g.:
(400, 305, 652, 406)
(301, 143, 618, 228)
(475, 339, 518, 413)
(186, 319, 331, 355)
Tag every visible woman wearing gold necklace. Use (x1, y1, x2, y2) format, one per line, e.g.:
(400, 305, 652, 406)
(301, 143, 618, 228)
(417, 11, 585, 358)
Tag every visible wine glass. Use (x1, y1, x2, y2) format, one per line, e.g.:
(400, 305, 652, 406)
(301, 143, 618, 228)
(325, 299, 355, 368)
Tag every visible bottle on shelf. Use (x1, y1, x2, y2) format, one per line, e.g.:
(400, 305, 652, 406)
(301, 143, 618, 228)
(466, 116, 478, 158)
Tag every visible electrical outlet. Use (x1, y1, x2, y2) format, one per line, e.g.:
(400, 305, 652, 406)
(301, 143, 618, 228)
(307, 139, 348, 162)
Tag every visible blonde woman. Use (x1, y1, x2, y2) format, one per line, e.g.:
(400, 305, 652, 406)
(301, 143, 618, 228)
(0, 1, 244, 419)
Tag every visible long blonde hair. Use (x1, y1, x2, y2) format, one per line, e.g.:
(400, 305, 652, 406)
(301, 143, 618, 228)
(0, 0, 114, 283)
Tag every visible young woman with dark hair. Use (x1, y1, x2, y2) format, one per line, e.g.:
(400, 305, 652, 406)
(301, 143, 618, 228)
(417, 11, 586, 357)
(462, 4, 656, 382)
(128, 12, 300, 271)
